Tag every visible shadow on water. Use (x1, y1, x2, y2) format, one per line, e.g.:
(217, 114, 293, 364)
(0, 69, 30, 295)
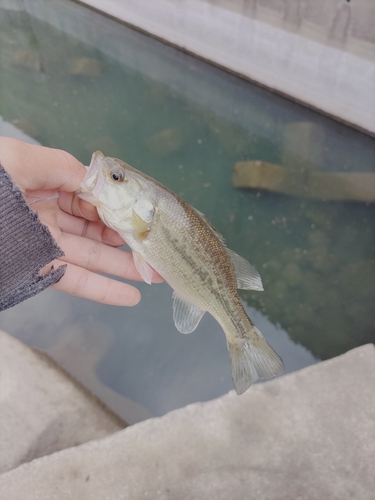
(0, 0, 374, 421)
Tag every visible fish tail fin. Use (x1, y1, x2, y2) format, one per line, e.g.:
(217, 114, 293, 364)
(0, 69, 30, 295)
(227, 325, 284, 395)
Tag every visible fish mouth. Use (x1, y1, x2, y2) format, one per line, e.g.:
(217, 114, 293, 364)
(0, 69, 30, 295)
(78, 151, 105, 206)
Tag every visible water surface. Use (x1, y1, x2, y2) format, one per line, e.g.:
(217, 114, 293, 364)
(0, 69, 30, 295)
(0, 0, 374, 423)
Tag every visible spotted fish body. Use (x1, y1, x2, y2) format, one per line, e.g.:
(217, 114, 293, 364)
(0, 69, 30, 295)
(79, 152, 284, 394)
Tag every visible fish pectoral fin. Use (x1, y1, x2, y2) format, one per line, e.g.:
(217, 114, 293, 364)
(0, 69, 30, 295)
(132, 209, 150, 240)
(172, 292, 205, 334)
(226, 249, 264, 291)
(132, 251, 154, 285)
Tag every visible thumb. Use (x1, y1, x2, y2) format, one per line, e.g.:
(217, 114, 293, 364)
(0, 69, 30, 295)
(0, 137, 86, 193)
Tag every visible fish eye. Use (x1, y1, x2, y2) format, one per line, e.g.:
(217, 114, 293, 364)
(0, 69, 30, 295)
(110, 171, 125, 182)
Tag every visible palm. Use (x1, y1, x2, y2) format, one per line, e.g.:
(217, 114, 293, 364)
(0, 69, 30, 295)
(1, 137, 162, 306)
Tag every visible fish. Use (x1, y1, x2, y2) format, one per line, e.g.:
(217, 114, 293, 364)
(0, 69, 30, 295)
(79, 151, 284, 394)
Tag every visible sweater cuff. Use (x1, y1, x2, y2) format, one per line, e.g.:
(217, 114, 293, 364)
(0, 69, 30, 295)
(0, 163, 66, 311)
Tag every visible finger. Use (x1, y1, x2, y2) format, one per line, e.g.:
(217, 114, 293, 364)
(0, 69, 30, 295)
(58, 232, 164, 283)
(57, 211, 126, 247)
(58, 191, 100, 221)
(0, 137, 86, 192)
(59, 232, 146, 282)
(50, 261, 141, 306)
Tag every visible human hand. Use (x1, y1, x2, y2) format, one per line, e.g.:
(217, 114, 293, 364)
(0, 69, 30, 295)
(0, 137, 162, 306)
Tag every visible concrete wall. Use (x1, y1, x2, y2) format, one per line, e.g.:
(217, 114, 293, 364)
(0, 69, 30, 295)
(77, 0, 375, 135)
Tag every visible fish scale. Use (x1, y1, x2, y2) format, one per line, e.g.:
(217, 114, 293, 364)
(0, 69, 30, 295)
(79, 151, 284, 394)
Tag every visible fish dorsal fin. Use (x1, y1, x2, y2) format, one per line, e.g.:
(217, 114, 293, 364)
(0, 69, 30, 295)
(226, 249, 264, 291)
(132, 250, 154, 285)
(192, 207, 225, 245)
(172, 292, 205, 334)
(193, 207, 205, 217)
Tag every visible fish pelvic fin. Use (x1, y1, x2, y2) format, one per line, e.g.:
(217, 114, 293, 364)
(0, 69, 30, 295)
(227, 325, 284, 395)
(173, 292, 205, 334)
(132, 250, 154, 284)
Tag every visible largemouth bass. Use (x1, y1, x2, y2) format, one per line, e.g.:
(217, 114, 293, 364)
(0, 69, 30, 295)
(79, 152, 284, 394)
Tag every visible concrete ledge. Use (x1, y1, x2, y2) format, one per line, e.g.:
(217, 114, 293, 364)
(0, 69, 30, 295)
(0, 330, 125, 474)
(1, 343, 374, 499)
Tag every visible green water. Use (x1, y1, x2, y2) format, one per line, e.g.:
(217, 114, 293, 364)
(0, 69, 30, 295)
(0, 0, 374, 421)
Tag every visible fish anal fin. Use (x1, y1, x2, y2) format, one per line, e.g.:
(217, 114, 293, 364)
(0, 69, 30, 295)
(133, 251, 154, 285)
(172, 292, 205, 334)
(227, 325, 284, 394)
(226, 249, 263, 291)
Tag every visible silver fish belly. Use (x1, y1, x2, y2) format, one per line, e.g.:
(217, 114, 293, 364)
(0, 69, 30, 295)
(79, 151, 284, 394)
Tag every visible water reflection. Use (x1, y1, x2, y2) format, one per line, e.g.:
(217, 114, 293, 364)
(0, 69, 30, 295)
(0, 283, 317, 421)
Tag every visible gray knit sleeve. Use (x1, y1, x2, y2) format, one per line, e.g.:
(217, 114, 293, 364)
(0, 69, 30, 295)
(0, 163, 66, 311)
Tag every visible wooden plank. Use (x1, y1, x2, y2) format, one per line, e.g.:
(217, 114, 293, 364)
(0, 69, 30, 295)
(233, 161, 375, 203)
